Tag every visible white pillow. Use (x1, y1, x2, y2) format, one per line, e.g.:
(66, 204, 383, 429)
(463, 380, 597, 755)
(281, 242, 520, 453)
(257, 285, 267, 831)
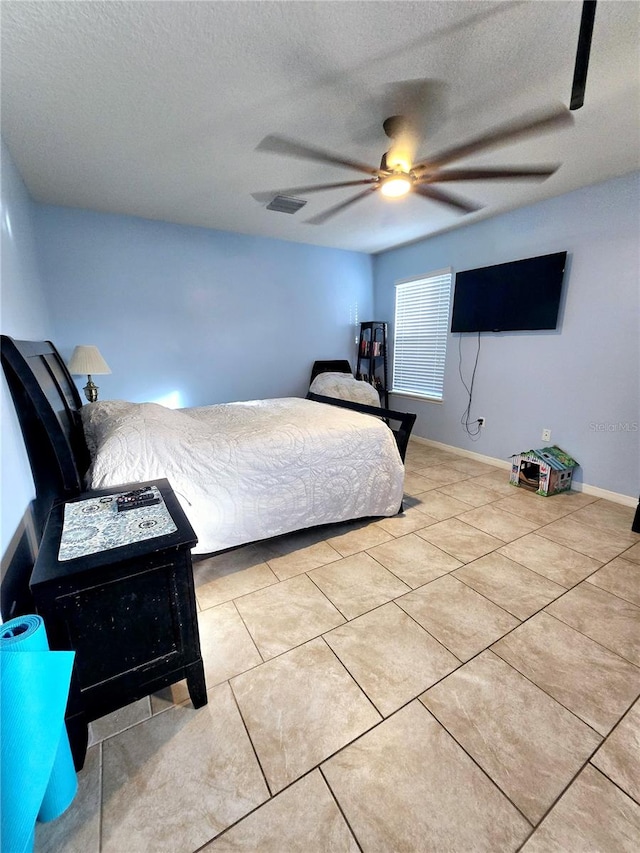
(309, 372, 380, 407)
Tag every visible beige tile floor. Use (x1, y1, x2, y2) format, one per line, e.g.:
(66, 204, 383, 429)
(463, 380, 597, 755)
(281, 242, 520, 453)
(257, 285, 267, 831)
(36, 442, 640, 852)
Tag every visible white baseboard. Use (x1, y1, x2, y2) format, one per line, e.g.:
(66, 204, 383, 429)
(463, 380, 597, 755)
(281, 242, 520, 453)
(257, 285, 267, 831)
(410, 435, 511, 470)
(570, 482, 638, 507)
(409, 436, 638, 507)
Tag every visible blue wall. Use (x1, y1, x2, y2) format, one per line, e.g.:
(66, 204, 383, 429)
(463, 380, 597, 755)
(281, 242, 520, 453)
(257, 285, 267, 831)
(3, 155, 637, 578)
(34, 207, 373, 407)
(374, 172, 640, 498)
(0, 141, 54, 558)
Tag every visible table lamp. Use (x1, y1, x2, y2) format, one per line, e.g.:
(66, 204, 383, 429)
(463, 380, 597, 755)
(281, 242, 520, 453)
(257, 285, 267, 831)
(68, 345, 111, 402)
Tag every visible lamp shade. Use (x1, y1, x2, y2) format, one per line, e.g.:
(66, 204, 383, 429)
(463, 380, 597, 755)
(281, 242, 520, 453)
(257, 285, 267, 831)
(68, 345, 111, 376)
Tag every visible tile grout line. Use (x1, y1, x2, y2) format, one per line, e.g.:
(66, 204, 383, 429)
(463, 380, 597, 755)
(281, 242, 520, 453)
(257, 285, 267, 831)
(451, 569, 560, 622)
(412, 510, 637, 611)
(364, 540, 460, 589)
(88, 697, 154, 746)
(227, 679, 273, 798)
(582, 574, 640, 610)
(543, 605, 640, 670)
(303, 567, 354, 622)
(417, 702, 535, 830)
(588, 691, 640, 753)
(370, 501, 614, 598)
(490, 634, 640, 732)
(587, 760, 640, 809)
(318, 634, 385, 720)
(97, 740, 103, 853)
(384, 599, 466, 670)
(542, 609, 640, 671)
(455, 547, 576, 592)
(230, 598, 266, 664)
(532, 512, 640, 562)
(318, 765, 365, 852)
(481, 649, 606, 742)
(393, 579, 636, 738)
(189, 765, 323, 852)
(492, 543, 603, 591)
(425, 481, 635, 559)
(513, 740, 616, 851)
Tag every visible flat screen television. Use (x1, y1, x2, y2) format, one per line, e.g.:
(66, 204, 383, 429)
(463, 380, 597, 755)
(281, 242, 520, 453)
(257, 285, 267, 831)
(450, 251, 567, 333)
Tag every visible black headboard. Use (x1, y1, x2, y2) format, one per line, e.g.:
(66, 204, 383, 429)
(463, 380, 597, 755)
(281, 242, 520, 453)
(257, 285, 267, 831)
(309, 359, 353, 385)
(1, 336, 89, 538)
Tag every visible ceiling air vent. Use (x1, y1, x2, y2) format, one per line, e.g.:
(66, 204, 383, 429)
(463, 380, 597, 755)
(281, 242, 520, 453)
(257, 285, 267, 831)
(266, 195, 307, 214)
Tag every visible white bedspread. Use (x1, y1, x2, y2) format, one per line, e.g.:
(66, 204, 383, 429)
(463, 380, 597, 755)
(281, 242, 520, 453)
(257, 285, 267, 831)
(309, 372, 381, 407)
(81, 397, 404, 554)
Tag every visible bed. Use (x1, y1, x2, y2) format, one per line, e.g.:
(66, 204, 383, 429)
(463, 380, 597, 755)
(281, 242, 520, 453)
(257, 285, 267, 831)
(1, 337, 416, 555)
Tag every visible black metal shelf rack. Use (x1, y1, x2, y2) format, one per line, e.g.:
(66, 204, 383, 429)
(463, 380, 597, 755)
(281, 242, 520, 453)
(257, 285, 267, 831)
(356, 321, 389, 409)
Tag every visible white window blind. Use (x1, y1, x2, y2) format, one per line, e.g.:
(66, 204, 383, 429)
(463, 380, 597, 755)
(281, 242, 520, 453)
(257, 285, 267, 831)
(392, 269, 452, 401)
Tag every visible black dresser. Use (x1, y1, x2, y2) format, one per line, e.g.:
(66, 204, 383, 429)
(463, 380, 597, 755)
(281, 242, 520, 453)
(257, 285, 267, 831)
(31, 478, 206, 770)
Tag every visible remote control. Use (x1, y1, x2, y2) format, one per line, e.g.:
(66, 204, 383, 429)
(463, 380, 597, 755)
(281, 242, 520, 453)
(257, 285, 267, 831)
(116, 489, 161, 512)
(121, 488, 153, 498)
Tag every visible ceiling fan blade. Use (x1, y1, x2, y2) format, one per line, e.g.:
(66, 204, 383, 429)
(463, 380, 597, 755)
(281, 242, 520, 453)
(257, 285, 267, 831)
(256, 135, 379, 176)
(419, 166, 560, 182)
(413, 184, 481, 214)
(306, 186, 379, 225)
(570, 1, 597, 110)
(413, 105, 573, 171)
(267, 179, 379, 198)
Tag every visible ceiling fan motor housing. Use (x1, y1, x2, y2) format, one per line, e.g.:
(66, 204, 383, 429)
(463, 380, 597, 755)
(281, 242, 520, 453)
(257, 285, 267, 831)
(382, 115, 406, 139)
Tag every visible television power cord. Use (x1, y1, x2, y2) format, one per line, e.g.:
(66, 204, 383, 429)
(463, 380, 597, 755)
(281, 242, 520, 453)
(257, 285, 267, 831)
(458, 331, 483, 440)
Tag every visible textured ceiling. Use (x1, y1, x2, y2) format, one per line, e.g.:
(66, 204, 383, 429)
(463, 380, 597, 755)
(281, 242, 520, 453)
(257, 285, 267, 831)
(2, 1, 639, 253)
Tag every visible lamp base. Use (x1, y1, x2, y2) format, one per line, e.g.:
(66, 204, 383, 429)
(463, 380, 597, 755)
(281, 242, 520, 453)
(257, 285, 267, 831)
(83, 376, 99, 403)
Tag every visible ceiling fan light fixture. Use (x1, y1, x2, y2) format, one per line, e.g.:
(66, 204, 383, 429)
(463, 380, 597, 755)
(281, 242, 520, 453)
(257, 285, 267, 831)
(380, 174, 412, 198)
(385, 150, 412, 174)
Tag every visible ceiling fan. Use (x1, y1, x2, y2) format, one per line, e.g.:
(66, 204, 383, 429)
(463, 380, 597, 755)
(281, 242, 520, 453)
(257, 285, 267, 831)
(256, 105, 573, 224)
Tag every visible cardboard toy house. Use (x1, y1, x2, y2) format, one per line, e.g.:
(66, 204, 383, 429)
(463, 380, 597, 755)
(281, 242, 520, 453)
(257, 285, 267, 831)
(510, 446, 578, 496)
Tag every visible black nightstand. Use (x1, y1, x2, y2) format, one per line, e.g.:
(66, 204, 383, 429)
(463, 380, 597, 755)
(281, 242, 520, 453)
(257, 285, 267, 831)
(31, 478, 207, 770)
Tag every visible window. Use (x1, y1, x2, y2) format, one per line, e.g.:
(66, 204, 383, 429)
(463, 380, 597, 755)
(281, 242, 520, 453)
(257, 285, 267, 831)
(392, 268, 452, 401)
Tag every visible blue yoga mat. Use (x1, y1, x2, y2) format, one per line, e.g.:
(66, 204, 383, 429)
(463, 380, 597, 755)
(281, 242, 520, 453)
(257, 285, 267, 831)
(1, 615, 77, 853)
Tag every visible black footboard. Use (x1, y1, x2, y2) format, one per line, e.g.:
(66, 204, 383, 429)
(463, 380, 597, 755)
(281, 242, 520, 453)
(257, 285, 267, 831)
(306, 392, 416, 463)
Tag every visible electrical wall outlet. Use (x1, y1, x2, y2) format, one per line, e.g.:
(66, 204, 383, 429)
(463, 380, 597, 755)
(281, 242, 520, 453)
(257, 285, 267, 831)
(477, 417, 485, 428)
(541, 428, 552, 441)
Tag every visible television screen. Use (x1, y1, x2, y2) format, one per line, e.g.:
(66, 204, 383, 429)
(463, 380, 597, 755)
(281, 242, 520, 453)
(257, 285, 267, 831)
(450, 251, 567, 333)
